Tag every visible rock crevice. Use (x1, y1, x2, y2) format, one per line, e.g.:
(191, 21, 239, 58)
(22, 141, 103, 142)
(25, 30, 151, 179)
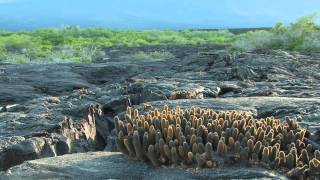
(0, 104, 103, 170)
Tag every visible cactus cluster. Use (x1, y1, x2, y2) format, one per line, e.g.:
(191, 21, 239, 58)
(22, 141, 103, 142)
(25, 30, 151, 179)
(114, 105, 320, 179)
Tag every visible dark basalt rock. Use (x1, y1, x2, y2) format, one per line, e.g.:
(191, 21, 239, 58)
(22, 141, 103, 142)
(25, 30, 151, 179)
(1, 152, 288, 180)
(0, 104, 103, 170)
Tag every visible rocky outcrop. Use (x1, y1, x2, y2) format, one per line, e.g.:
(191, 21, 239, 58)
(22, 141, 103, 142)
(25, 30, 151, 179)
(0, 104, 103, 170)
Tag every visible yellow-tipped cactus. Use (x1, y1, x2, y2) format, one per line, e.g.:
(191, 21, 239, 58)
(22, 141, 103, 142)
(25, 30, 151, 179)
(126, 106, 132, 116)
(126, 123, 133, 133)
(133, 109, 139, 118)
(270, 146, 279, 162)
(258, 130, 265, 142)
(205, 142, 213, 160)
(163, 104, 169, 114)
(290, 148, 298, 166)
(195, 153, 206, 168)
(228, 137, 235, 151)
(158, 138, 166, 155)
(247, 139, 254, 154)
(167, 125, 174, 140)
(178, 145, 184, 158)
(308, 158, 320, 172)
(192, 143, 198, 155)
(251, 153, 259, 162)
(124, 137, 135, 158)
(148, 145, 159, 166)
(240, 147, 249, 161)
(114, 106, 318, 179)
(262, 147, 270, 163)
(116, 131, 129, 155)
(171, 147, 179, 165)
(306, 144, 313, 153)
(266, 131, 274, 140)
(125, 114, 132, 124)
(287, 130, 295, 143)
(164, 144, 171, 159)
(234, 141, 241, 154)
(253, 141, 262, 155)
(286, 153, 295, 169)
(217, 140, 226, 156)
(144, 121, 149, 130)
(114, 116, 121, 133)
(142, 132, 149, 152)
(212, 132, 220, 150)
(183, 142, 189, 156)
(187, 151, 194, 164)
(190, 134, 196, 147)
(232, 128, 239, 140)
(299, 149, 309, 164)
(274, 157, 281, 168)
(133, 131, 145, 160)
(198, 143, 205, 154)
(315, 150, 320, 160)
(279, 151, 286, 165)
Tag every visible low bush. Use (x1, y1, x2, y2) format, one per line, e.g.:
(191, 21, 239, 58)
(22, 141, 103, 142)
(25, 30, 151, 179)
(0, 15, 319, 64)
(0, 28, 234, 63)
(231, 14, 320, 52)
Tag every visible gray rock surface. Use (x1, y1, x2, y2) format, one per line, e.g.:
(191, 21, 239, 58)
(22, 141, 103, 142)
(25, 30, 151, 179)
(0, 103, 103, 170)
(1, 47, 320, 107)
(1, 152, 288, 180)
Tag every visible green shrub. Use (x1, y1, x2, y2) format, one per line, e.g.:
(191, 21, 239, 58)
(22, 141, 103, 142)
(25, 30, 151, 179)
(5, 53, 30, 64)
(0, 15, 319, 64)
(231, 14, 320, 52)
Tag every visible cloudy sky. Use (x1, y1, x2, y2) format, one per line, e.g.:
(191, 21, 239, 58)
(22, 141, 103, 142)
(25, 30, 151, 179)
(0, 0, 319, 30)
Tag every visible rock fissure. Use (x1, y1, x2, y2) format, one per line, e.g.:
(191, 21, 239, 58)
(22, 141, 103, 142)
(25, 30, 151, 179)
(0, 104, 104, 170)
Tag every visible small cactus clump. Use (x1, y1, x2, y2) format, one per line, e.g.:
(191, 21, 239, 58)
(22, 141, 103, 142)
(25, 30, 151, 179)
(114, 106, 320, 179)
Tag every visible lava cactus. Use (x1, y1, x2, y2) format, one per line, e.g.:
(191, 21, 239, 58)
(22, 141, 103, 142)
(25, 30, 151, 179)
(114, 105, 320, 179)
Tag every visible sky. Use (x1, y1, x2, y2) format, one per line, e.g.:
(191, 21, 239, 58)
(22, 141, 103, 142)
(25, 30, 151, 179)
(0, 0, 319, 30)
